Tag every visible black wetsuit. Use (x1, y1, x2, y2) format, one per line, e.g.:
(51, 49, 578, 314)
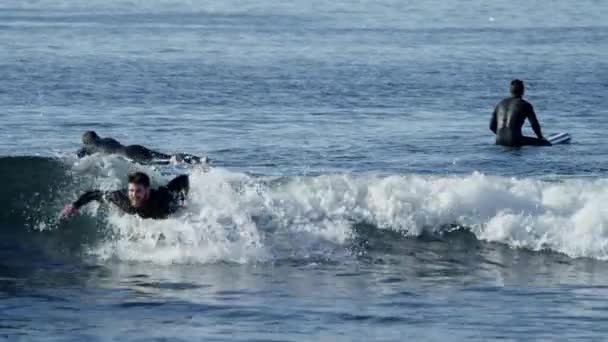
(72, 175, 189, 219)
(77, 138, 202, 165)
(490, 96, 550, 147)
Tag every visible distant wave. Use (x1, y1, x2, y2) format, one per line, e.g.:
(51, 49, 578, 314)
(2, 155, 608, 264)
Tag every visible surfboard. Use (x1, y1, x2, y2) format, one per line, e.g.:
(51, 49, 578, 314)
(124, 155, 209, 166)
(547, 132, 571, 145)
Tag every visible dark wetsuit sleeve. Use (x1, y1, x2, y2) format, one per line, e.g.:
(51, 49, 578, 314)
(104, 190, 131, 211)
(490, 106, 498, 134)
(526, 104, 543, 139)
(73, 190, 104, 209)
(153, 176, 189, 216)
(73, 189, 130, 210)
(166, 175, 189, 194)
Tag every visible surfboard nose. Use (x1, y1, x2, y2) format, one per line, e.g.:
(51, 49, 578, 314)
(547, 132, 571, 144)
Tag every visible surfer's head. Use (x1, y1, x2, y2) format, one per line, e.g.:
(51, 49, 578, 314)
(510, 79, 525, 97)
(82, 131, 100, 145)
(127, 172, 150, 208)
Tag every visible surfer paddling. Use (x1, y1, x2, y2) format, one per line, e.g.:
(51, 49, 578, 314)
(76, 130, 207, 165)
(60, 172, 189, 219)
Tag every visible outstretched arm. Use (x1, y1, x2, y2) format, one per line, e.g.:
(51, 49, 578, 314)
(59, 189, 127, 218)
(527, 104, 544, 140)
(60, 190, 103, 218)
(74, 190, 105, 208)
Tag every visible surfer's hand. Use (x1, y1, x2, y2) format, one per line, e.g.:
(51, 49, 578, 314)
(59, 203, 77, 219)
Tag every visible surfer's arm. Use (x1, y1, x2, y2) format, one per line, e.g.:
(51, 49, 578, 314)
(166, 175, 189, 195)
(60, 190, 104, 218)
(60, 190, 127, 218)
(527, 104, 544, 140)
(73, 190, 105, 208)
(489, 107, 497, 134)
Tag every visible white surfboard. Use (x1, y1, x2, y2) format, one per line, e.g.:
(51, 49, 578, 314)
(546, 132, 571, 145)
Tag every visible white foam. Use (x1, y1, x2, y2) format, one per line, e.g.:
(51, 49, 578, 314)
(74, 159, 608, 263)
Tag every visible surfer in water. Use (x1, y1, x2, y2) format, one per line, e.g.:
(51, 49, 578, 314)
(76, 131, 207, 164)
(490, 79, 551, 147)
(59, 172, 188, 219)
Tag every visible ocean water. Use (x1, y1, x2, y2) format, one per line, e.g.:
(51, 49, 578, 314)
(1, 0, 608, 340)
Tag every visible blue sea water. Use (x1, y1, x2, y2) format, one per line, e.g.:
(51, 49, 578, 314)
(1, 0, 608, 340)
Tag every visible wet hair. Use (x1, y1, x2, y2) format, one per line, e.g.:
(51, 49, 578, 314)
(82, 131, 100, 145)
(128, 172, 150, 188)
(510, 79, 525, 97)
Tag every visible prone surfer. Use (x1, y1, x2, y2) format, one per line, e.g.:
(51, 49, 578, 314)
(60, 172, 188, 219)
(490, 79, 551, 147)
(76, 131, 207, 164)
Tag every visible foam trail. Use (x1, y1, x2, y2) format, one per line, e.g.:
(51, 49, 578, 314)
(72, 159, 608, 264)
(29, 155, 606, 263)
